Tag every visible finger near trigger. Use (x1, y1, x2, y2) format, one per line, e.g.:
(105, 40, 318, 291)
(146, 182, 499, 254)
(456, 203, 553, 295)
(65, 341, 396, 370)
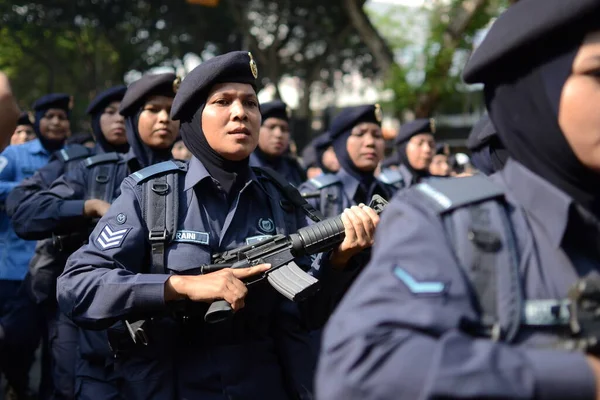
(341, 210, 357, 239)
(348, 206, 368, 240)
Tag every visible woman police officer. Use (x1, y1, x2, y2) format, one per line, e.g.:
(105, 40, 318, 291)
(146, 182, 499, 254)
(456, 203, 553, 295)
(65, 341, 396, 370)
(317, 1, 600, 399)
(57, 51, 378, 399)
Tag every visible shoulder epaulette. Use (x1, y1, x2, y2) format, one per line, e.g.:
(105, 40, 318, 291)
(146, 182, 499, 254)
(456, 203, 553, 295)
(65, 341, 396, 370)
(131, 160, 187, 184)
(414, 175, 504, 213)
(308, 173, 340, 190)
(378, 168, 404, 186)
(56, 145, 91, 163)
(84, 152, 122, 168)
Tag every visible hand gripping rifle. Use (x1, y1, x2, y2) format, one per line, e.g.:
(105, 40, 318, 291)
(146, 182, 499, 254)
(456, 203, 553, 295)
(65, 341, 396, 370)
(202, 194, 389, 323)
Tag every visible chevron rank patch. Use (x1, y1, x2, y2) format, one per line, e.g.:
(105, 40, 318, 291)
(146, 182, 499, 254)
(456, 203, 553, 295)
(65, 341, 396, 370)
(96, 224, 132, 250)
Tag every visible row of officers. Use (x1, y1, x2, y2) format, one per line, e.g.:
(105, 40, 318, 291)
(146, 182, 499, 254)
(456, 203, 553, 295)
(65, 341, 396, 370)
(2, 0, 598, 398)
(0, 55, 456, 399)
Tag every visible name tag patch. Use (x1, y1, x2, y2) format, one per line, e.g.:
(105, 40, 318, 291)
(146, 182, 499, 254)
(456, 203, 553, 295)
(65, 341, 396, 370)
(174, 230, 209, 245)
(245, 235, 273, 245)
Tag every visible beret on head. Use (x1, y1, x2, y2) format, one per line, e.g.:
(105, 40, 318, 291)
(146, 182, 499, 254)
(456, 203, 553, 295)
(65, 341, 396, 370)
(329, 104, 382, 140)
(17, 112, 33, 127)
(119, 73, 178, 117)
(86, 85, 127, 115)
(171, 51, 259, 122)
(260, 100, 290, 123)
(313, 131, 332, 150)
(33, 93, 71, 112)
(466, 115, 497, 151)
(463, 0, 600, 84)
(395, 118, 435, 145)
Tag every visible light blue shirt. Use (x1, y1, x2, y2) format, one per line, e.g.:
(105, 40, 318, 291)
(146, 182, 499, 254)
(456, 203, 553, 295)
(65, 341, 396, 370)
(0, 139, 52, 280)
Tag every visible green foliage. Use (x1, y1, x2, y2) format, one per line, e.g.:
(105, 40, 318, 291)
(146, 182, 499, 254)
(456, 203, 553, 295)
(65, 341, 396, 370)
(369, 0, 509, 118)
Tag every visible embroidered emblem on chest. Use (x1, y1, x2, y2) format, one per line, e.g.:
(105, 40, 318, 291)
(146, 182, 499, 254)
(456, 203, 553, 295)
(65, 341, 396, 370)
(258, 218, 275, 234)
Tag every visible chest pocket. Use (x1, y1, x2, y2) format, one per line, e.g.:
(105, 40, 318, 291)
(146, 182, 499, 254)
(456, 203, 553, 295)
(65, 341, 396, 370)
(165, 240, 211, 275)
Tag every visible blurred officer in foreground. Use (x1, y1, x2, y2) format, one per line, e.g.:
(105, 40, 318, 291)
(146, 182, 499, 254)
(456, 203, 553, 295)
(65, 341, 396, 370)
(0, 93, 71, 400)
(249, 100, 306, 186)
(11, 113, 36, 146)
(317, 1, 600, 399)
(57, 51, 377, 399)
(429, 143, 451, 177)
(467, 114, 508, 175)
(299, 105, 396, 218)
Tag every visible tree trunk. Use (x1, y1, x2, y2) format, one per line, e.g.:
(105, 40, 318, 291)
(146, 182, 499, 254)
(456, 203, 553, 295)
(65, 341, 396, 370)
(341, 0, 395, 76)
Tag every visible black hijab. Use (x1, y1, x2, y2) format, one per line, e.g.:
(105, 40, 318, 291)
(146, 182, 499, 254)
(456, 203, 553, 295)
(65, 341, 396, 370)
(396, 142, 431, 181)
(91, 113, 129, 154)
(486, 29, 600, 214)
(33, 109, 69, 153)
(180, 106, 249, 195)
(125, 110, 173, 170)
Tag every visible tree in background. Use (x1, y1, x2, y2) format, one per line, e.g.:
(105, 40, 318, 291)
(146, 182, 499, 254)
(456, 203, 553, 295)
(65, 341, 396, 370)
(344, 0, 509, 119)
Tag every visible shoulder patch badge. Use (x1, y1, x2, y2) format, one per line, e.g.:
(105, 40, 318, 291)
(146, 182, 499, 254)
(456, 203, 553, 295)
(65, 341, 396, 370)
(96, 224, 132, 250)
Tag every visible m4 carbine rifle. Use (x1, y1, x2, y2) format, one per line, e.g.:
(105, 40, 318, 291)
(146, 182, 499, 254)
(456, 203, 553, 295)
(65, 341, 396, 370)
(202, 194, 388, 323)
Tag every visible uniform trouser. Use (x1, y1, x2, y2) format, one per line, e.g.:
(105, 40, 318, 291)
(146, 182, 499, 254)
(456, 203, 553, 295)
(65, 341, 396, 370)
(0, 280, 40, 398)
(43, 307, 77, 399)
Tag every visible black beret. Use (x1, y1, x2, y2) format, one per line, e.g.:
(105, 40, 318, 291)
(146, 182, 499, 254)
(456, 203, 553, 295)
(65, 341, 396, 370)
(86, 85, 127, 115)
(17, 112, 33, 127)
(329, 104, 382, 140)
(119, 73, 178, 117)
(32, 93, 71, 112)
(313, 131, 332, 151)
(171, 51, 258, 122)
(261, 100, 291, 123)
(463, 0, 600, 84)
(467, 115, 497, 151)
(395, 118, 435, 145)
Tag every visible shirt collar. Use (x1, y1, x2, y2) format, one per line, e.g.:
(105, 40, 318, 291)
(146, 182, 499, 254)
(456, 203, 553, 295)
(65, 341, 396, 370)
(497, 158, 572, 248)
(336, 167, 360, 201)
(27, 139, 50, 155)
(398, 164, 416, 186)
(184, 157, 258, 191)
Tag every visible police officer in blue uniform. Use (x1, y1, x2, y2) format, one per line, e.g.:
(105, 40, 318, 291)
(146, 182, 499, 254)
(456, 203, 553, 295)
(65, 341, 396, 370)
(11, 112, 36, 145)
(249, 100, 306, 186)
(57, 51, 378, 399)
(467, 114, 507, 175)
(316, 1, 600, 399)
(429, 143, 451, 177)
(380, 118, 436, 186)
(13, 75, 178, 399)
(0, 93, 72, 400)
(298, 104, 397, 218)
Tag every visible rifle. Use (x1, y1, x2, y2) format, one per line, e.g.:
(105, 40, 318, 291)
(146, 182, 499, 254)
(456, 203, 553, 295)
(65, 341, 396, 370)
(203, 194, 389, 323)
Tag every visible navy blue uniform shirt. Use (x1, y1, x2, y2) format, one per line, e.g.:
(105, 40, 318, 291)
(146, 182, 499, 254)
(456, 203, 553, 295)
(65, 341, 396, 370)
(58, 156, 348, 399)
(298, 167, 397, 219)
(316, 159, 597, 400)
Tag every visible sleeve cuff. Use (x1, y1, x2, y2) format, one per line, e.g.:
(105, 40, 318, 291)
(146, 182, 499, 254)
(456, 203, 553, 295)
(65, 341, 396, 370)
(525, 349, 596, 400)
(133, 273, 170, 311)
(59, 200, 85, 218)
